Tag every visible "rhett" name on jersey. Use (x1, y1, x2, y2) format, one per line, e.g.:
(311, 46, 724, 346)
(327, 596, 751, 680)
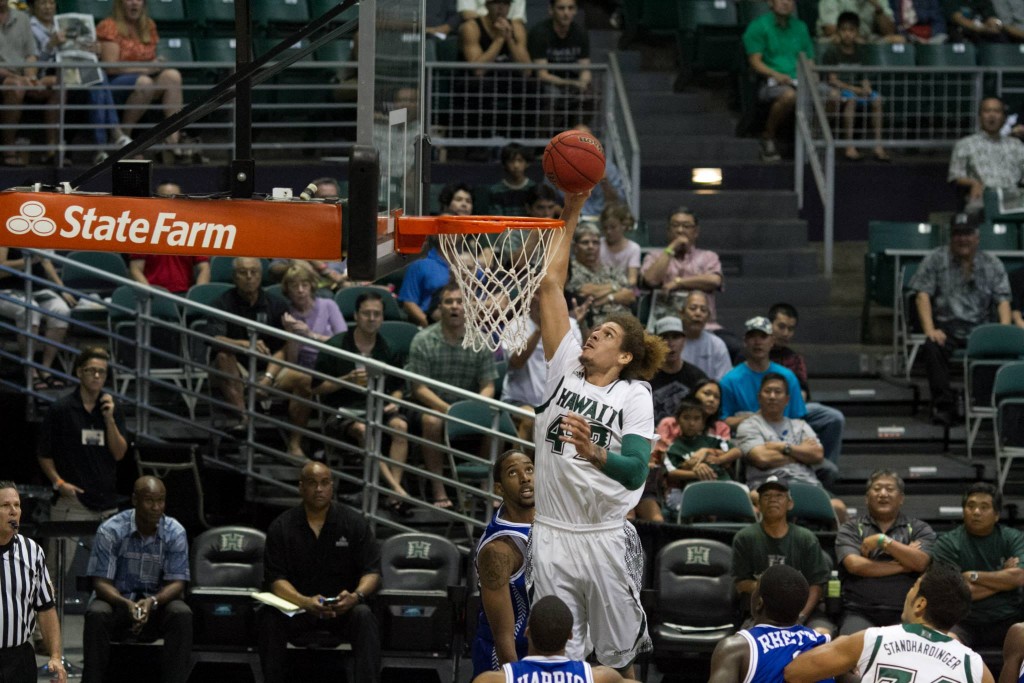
(756, 629, 822, 652)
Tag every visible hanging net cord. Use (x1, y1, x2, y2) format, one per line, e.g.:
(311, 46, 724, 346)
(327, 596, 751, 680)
(438, 224, 566, 354)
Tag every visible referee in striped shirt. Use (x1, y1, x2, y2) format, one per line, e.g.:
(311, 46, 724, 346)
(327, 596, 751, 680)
(0, 481, 67, 683)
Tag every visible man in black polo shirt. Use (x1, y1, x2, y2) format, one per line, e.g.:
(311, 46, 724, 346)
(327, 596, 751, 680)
(649, 315, 708, 422)
(37, 346, 128, 569)
(258, 462, 381, 683)
(834, 469, 935, 635)
(207, 257, 288, 422)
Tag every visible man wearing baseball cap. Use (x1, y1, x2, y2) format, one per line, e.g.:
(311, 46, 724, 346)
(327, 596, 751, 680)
(909, 212, 1012, 425)
(649, 316, 708, 422)
(731, 476, 836, 635)
(718, 316, 843, 487)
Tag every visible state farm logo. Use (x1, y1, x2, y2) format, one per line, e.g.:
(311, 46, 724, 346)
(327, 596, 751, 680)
(3, 201, 237, 250)
(7, 201, 56, 236)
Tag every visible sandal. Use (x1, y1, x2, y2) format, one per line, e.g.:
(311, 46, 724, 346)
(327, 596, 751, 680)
(432, 497, 453, 510)
(32, 377, 49, 391)
(44, 375, 68, 389)
(3, 153, 25, 167)
(385, 499, 414, 518)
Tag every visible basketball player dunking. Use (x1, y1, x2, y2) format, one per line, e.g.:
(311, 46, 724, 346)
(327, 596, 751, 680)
(528, 191, 667, 679)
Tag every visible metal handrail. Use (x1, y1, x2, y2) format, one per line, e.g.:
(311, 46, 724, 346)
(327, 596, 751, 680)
(607, 52, 642, 217)
(1, 250, 531, 539)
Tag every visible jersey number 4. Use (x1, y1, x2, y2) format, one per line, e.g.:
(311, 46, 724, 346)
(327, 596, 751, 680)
(544, 415, 610, 458)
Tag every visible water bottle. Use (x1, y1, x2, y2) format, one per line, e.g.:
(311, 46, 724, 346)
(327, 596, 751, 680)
(826, 570, 841, 617)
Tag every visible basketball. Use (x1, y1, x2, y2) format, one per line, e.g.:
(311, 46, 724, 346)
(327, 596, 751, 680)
(543, 130, 606, 194)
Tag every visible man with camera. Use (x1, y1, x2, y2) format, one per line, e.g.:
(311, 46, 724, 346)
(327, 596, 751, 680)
(258, 461, 382, 683)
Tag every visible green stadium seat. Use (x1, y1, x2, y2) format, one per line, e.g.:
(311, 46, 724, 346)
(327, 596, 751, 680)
(676, 0, 741, 80)
(434, 35, 460, 61)
(862, 221, 938, 341)
(738, 0, 772, 23)
(314, 38, 354, 63)
(309, 0, 359, 23)
(254, 0, 312, 33)
(914, 42, 976, 66)
(978, 43, 1024, 95)
(860, 42, 915, 66)
(639, 0, 680, 37)
(157, 37, 194, 63)
(194, 37, 241, 64)
(63, 0, 115, 20)
(979, 222, 1021, 251)
(186, 0, 236, 33)
(147, 0, 189, 34)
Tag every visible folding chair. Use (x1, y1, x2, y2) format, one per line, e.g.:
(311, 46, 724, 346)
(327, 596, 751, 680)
(963, 324, 1024, 460)
(994, 362, 1024, 492)
(788, 481, 838, 531)
(675, 480, 757, 529)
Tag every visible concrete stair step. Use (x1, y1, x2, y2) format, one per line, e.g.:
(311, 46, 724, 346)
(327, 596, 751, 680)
(641, 162, 797, 191)
(717, 248, 819, 278)
(641, 189, 799, 222)
(627, 92, 712, 115)
(640, 135, 759, 163)
(843, 414, 964, 444)
(833, 452, 986, 485)
(634, 113, 735, 135)
(795, 343, 884, 376)
(718, 275, 830, 307)
(639, 218, 809, 250)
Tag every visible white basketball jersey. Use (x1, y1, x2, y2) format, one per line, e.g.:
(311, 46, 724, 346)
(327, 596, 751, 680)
(533, 330, 655, 525)
(857, 624, 984, 683)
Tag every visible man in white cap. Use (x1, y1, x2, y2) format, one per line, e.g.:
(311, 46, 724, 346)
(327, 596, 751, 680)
(719, 317, 842, 488)
(649, 316, 708, 422)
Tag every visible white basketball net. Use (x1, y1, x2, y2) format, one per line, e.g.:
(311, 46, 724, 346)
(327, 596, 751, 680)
(437, 221, 565, 355)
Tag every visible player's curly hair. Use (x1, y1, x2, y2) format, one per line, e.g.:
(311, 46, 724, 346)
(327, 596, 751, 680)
(604, 314, 668, 382)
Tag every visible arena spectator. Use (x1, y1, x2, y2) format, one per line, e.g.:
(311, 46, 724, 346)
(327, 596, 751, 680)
(28, 0, 131, 164)
(680, 291, 733, 380)
(314, 291, 412, 517)
(459, 0, 526, 25)
(694, 378, 731, 438)
(458, 0, 531, 141)
(909, 212, 1011, 425)
(731, 476, 836, 634)
(742, 0, 815, 162)
(819, 13, 891, 162)
(649, 315, 708, 422)
(888, 0, 948, 39)
(527, 0, 591, 135)
(566, 222, 635, 326)
(571, 124, 626, 219)
(398, 235, 450, 328)
(721, 317, 843, 486)
(949, 97, 1024, 211)
(259, 462, 381, 683)
(428, 0, 462, 35)
(0, 2, 57, 166)
(931, 482, 1024, 648)
(207, 257, 288, 428)
(97, 0, 185, 161)
(272, 265, 347, 456)
(84, 476, 192, 683)
(817, 0, 902, 40)
(405, 282, 497, 508)
(945, 0, 1014, 41)
(0, 248, 74, 389)
(664, 397, 741, 514)
(835, 469, 935, 635)
(129, 254, 209, 295)
(990, 0, 1024, 37)
(598, 203, 640, 288)
(155, 180, 180, 197)
(767, 303, 846, 470)
(641, 208, 739, 358)
(488, 143, 536, 216)
(734, 373, 847, 520)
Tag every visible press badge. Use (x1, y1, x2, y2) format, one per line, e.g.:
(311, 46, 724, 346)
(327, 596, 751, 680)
(82, 429, 105, 446)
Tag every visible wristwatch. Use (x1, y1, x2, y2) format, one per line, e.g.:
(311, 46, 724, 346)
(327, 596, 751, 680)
(969, 571, 979, 583)
(782, 444, 793, 456)
(355, 591, 366, 604)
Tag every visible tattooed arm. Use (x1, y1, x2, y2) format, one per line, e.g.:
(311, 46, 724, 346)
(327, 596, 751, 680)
(478, 537, 524, 667)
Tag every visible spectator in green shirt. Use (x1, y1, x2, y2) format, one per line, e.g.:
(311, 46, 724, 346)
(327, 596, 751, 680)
(931, 482, 1024, 649)
(742, 0, 816, 162)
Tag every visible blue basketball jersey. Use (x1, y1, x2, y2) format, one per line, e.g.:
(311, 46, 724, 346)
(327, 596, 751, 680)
(501, 656, 594, 683)
(471, 506, 532, 677)
(1018, 654, 1023, 683)
(739, 624, 834, 683)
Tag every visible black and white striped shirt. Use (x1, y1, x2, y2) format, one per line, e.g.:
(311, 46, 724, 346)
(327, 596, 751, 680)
(0, 534, 55, 648)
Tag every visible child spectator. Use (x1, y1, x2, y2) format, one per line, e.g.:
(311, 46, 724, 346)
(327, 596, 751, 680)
(820, 12, 891, 162)
(598, 203, 641, 287)
(488, 143, 535, 216)
(694, 377, 732, 439)
(664, 397, 742, 513)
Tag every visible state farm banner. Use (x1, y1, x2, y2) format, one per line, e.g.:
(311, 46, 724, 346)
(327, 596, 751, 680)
(0, 191, 342, 259)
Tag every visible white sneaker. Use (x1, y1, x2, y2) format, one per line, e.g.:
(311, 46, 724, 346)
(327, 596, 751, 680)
(92, 150, 109, 164)
(114, 135, 132, 148)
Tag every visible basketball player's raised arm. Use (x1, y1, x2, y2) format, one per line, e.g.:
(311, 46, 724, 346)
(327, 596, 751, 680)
(538, 192, 587, 361)
(783, 633, 863, 683)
